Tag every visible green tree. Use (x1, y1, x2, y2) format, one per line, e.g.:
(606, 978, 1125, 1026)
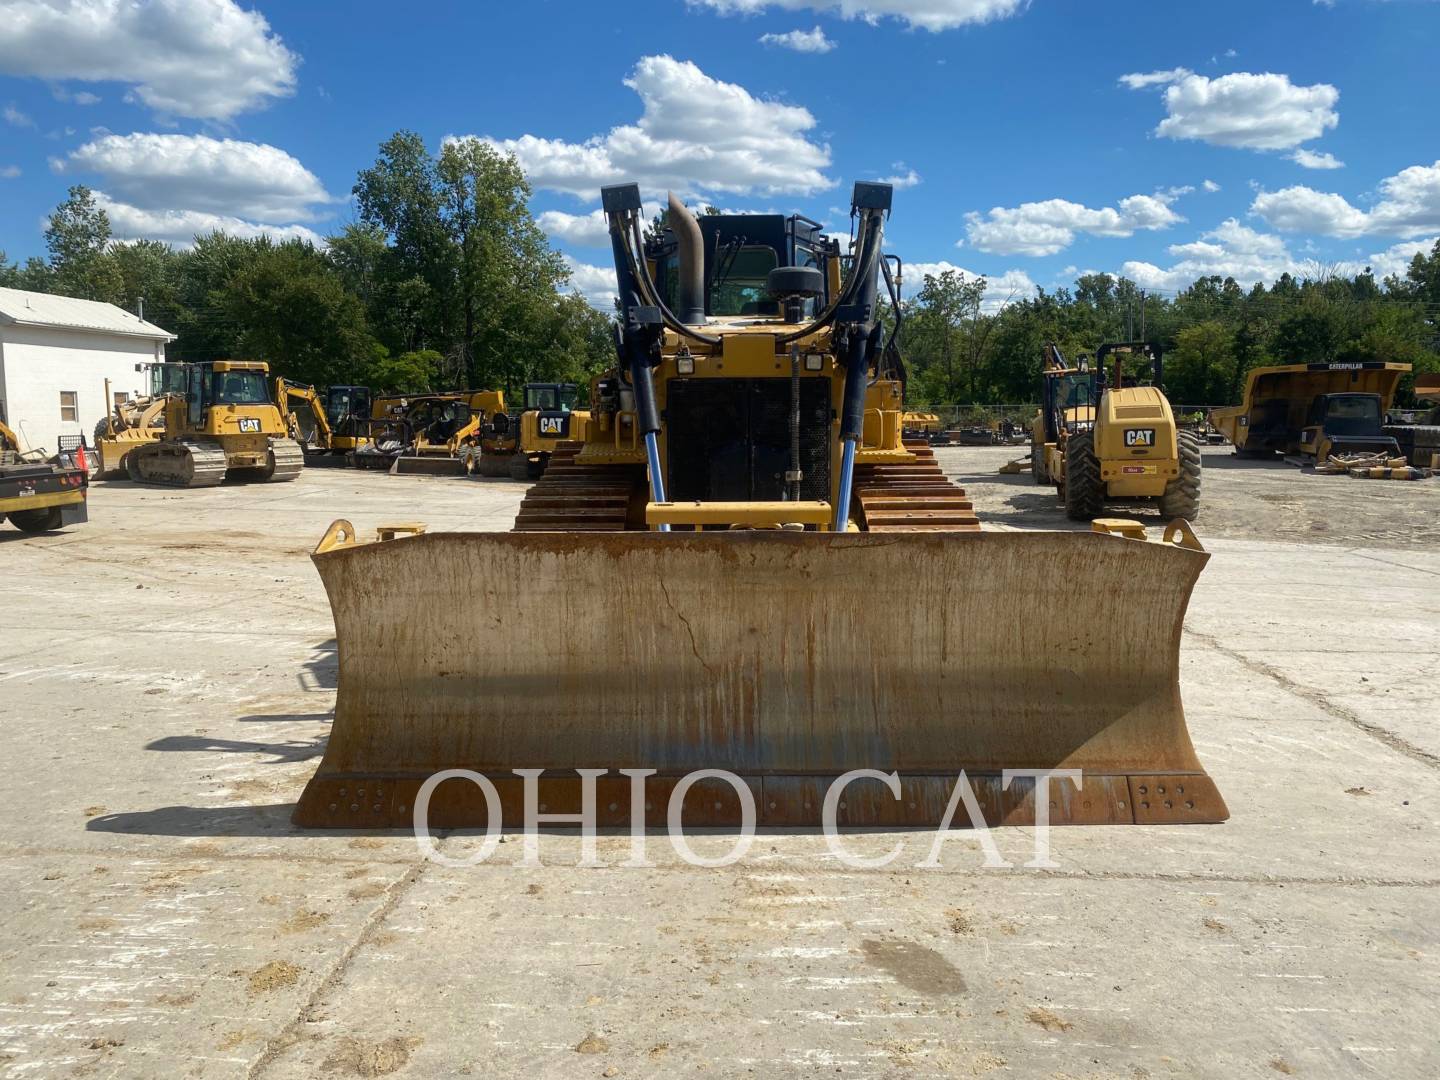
(44, 185, 121, 300)
(223, 241, 378, 386)
(1168, 321, 1234, 405)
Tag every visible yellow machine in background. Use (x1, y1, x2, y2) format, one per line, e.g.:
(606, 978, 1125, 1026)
(126, 361, 304, 487)
(1030, 342, 1094, 486)
(1046, 342, 1200, 522)
(508, 383, 590, 480)
(393, 390, 509, 476)
(94, 363, 187, 477)
(1210, 362, 1410, 461)
(293, 182, 1226, 832)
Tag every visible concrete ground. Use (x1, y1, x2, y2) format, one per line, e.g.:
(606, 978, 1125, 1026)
(1, 448, 1436, 1079)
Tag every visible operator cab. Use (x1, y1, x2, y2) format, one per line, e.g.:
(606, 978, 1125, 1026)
(1307, 393, 1383, 437)
(524, 383, 578, 412)
(325, 386, 372, 428)
(647, 214, 837, 320)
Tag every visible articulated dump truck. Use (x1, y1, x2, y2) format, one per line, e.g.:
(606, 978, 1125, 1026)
(294, 182, 1227, 831)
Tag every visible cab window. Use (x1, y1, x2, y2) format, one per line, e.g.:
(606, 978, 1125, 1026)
(210, 370, 269, 405)
(710, 246, 780, 317)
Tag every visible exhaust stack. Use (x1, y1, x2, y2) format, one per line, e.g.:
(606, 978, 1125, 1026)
(668, 192, 706, 325)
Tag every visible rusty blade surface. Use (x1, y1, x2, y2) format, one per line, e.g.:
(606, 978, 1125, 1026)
(294, 530, 1225, 827)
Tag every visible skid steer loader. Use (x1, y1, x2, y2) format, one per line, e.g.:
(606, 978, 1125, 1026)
(294, 183, 1226, 831)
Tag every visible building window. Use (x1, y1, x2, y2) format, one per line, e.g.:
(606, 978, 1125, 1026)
(113, 391, 128, 410)
(60, 391, 79, 423)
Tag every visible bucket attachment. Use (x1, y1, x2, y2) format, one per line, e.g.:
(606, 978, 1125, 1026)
(294, 522, 1226, 829)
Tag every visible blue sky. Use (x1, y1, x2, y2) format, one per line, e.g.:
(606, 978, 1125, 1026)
(2, 0, 1438, 310)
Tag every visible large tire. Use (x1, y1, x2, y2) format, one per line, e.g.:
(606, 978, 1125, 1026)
(1160, 430, 1202, 521)
(9, 506, 63, 533)
(1063, 431, 1104, 521)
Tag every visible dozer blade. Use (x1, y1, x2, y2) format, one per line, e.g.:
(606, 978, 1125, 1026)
(390, 455, 465, 477)
(294, 526, 1226, 830)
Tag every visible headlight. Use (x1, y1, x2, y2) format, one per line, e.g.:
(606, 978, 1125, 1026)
(804, 354, 824, 372)
(676, 356, 695, 375)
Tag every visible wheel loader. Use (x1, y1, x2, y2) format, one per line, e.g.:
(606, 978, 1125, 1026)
(94, 362, 187, 477)
(1049, 342, 1201, 522)
(125, 360, 304, 487)
(293, 182, 1226, 831)
(1030, 343, 1094, 485)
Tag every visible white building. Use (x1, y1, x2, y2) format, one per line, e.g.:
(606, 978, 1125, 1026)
(0, 287, 175, 455)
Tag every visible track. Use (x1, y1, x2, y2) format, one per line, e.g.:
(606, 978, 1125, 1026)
(513, 441, 981, 533)
(512, 444, 642, 531)
(852, 440, 981, 531)
(266, 438, 305, 482)
(126, 440, 228, 488)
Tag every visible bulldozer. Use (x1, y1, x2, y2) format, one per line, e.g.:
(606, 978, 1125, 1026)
(506, 382, 590, 480)
(126, 360, 304, 487)
(293, 182, 1226, 831)
(1045, 342, 1201, 522)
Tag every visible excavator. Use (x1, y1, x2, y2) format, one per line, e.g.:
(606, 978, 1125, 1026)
(126, 361, 304, 487)
(294, 182, 1226, 830)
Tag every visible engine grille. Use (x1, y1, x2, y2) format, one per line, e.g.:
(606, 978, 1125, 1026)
(665, 377, 832, 503)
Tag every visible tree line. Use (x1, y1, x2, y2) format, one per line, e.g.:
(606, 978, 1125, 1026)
(4, 135, 1438, 410)
(0, 132, 613, 395)
(897, 257, 1440, 411)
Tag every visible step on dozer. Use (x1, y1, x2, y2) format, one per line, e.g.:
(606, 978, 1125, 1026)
(292, 180, 1226, 831)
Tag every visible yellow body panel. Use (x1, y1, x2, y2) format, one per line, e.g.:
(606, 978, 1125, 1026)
(575, 326, 914, 516)
(646, 500, 833, 527)
(0, 487, 85, 513)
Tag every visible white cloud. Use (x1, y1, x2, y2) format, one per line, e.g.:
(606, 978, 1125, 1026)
(0, 0, 298, 120)
(1122, 219, 1291, 291)
(759, 26, 836, 52)
(1250, 160, 1440, 238)
(65, 133, 333, 223)
(52, 86, 100, 105)
(563, 255, 618, 309)
(963, 190, 1186, 256)
(539, 209, 612, 248)
(1291, 148, 1344, 170)
(1202, 179, 1221, 193)
(1121, 69, 1339, 151)
(692, 0, 1026, 32)
(1119, 67, 1192, 90)
(96, 194, 325, 248)
(0, 164, 20, 179)
(878, 168, 921, 189)
(539, 201, 662, 248)
(1364, 237, 1438, 279)
(477, 55, 833, 201)
(4, 102, 34, 127)
(900, 260, 1037, 312)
